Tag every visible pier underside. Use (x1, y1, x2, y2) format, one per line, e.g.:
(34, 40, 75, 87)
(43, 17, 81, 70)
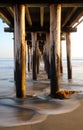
(0, 1, 83, 98)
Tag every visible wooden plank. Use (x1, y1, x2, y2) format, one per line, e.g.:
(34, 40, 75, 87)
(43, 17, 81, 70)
(4, 26, 49, 32)
(0, 12, 12, 26)
(4, 27, 14, 32)
(28, 3, 83, 7)
(3, 26, 78, 33)
(7, 7, 14, 17)
(66, 32, 72, 79)
(1, 3, 83, 7)
(62, 27, 77, 32)
(0, 1, 83, 6)
(40, 7, 44, 27)
(70, 11, 83, 27)
(62, 7, 77, 27)
(73, 18, 83, 28)
(14, 4, 26, 98)
(25, 6, 32, 26)
(4, 26, 77, 33)
(62, 4, 83, 7)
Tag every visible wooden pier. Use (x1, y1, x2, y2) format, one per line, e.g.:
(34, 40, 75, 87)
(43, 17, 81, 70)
(0, 1, 83, 98)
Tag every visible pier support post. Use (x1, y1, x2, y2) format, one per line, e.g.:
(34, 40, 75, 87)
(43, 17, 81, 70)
(66, 32, 72, 79)
(37, 41, 40, 74)
(27, 43, 30, 72)
(46, 32, 50, 79)
(60, 40, 63, 74)
(50, 4, 61, 96)
(32, 32, 37, 80)
(14, 4, 26, 98)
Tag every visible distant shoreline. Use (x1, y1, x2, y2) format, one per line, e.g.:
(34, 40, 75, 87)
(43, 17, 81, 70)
(0, 58, 83, 60)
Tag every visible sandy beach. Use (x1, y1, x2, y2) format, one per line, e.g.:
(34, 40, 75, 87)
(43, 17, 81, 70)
(0, 80, 83, 130)
(0, 59, 83, 130)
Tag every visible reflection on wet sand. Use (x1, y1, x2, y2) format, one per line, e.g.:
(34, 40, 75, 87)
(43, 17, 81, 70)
(0, 98, 47, 127)
(0, 62, 83, 128)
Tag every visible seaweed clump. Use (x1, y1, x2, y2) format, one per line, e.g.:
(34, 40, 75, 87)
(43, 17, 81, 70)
(50, 90, 77, 99)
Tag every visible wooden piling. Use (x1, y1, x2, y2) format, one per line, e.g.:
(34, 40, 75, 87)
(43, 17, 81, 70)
(27, 43, 30, 72)
(46, 32, 50, 79)
(32, 32, 37, 80)
(37, 42, 40, 74)
(66, 32, 72, 79)
(14, 5, 26, 98)
(55, 4, 61, 90)
(50, 4, 57, 96)
(50, 4, 61, 96)
(60, 40, 63, 74)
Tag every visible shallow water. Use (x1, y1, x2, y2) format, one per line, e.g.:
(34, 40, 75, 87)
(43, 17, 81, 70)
(0, 58, 83, 127)
(0, 58, 83, 96)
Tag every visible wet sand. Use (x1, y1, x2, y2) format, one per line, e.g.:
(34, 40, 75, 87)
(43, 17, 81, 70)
(0, 61, 83, 130)
(0, 84, 83, 130)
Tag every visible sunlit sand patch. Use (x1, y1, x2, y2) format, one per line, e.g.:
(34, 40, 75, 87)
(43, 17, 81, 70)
(0, 99, 47, 127)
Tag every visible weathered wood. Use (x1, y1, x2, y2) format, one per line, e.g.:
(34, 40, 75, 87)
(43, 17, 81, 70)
(13, 34, 16, 82)
(3, 26, 77, 33)
(14, 4, 26, 98)
(0, 1, 83, 7)
(27, 43, 30, 72)
(0, 12, 12, 26)
(66, 32, 72, 79)
(62, 7, 77, 27)
(54, 4, 61, 91)
(25, 6, 32, 26)
(7, 7, 14, 17)
(62, 27, 77, 32)
(60, 40, 63, 74)
(4, 25, 77, 34)
(32, 32, 37, 80)
(70, 11, 83, 27)
(43, 42, 48, 75)
(50, 4, 61, 96)
(43, 41, 47, 71)
(37, 55, 39, 74)
(36, 41, 42, 74)
(62, 3, 83, 7)
(50, 5, 57, 95)
(4, 26, 49, 32)
(46, 32, 50, 79)
(72, 18, 83, 28)
(40, 7, 44, 27)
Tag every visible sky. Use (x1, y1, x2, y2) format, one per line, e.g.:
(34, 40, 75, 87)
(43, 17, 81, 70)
(0, 18, 83, 59)
(62, 21, 83, 59)
(0, 19, 13, 58)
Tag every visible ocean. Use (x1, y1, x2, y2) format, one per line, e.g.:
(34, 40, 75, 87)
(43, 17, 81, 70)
(0, 58, 83, 97)
(0, 58, 14, 97)
(63, 59, 83, 83)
